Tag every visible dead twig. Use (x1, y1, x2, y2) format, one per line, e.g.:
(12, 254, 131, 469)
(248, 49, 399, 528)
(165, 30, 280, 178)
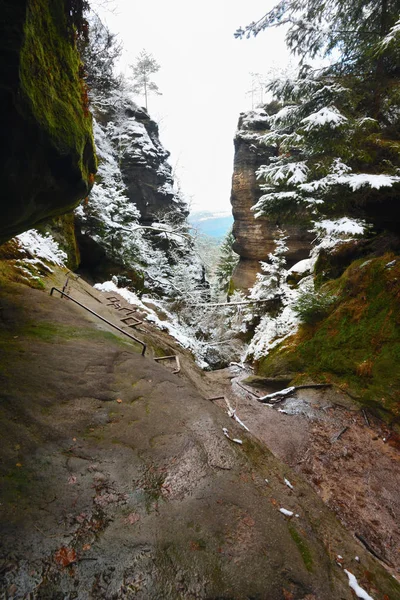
(258, 387, 296, 404)
(333, 385, 362, 400)
(208, 396, 249, 431)
(62, 449, 94, 461)
(330, 426, 349, 443)
(173, 355, 181, 374)
(34, 525, 62, 539)
(362, 408, 370, 427)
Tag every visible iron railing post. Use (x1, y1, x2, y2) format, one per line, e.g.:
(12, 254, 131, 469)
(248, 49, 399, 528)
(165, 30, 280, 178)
(49, 287, 146, 356)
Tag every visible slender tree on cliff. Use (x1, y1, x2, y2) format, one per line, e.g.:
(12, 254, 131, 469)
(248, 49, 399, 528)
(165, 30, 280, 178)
(215, 229, 239, 295)
(130, 50, 162, 111)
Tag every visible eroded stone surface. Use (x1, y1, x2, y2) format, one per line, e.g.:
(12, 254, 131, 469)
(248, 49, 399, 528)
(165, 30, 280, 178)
(0, 277, 399, 599)
(230, 110, 313, 290)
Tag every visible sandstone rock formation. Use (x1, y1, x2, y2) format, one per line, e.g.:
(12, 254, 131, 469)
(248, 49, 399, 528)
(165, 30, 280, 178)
(0, 0, 96, 245)
(119, 104, 188, 225)
(230, 109, 313, 291)
(75, 97, 190, 282)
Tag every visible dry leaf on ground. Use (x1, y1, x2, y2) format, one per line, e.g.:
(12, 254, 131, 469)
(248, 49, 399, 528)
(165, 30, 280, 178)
(54, 547, 77, 567)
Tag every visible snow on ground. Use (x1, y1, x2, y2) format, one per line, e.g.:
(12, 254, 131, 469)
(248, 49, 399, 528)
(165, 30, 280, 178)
(239, 108, 269, 129)
(16, 230, 67, 266)
(94, 280, 145, 309)
(288, 258, 313, 275)
(279, 508, 293, 517)
(94, 280, 209, 369)
(344, 570, 374, 600)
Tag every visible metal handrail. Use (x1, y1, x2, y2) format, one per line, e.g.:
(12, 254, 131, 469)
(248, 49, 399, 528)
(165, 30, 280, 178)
(50, 287, 146, 356)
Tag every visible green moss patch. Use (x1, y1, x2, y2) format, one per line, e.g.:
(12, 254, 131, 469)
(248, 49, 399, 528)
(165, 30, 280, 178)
(20, 0, 95, 179)
(288, 525, 313, 572)
(0, 318, 143, 354)
(0, 0, 97, 243)
(37, 213, 81, 270)
(257, 254, 400, 422)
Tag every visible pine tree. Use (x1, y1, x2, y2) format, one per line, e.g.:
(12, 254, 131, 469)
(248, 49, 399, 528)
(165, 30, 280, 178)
(238, 0, 400, 232)
(249, 229, 289, 300)
(79, 12, 123, 104)
(215, 229, 239, 295)
(130, 50, 162, 111)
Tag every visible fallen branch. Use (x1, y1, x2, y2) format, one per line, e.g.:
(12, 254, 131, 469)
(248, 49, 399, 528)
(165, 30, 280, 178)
(173, 355, 181, 374)
(333, 385, 362, 401)
(258, 387, 296, 404)
(257, 383, 332, 404)
(224, 397, 250, 432)
(222, 427, 243, 445)
(34, 524, 62, 539)
(188, 298, 277, 308)
(293, 384, 332, 390)
(330, 426, 349, 443)
(208, 396, 249, 431)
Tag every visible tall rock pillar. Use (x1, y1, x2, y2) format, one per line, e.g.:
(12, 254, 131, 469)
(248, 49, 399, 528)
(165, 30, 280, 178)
(230, 109, 313, 291)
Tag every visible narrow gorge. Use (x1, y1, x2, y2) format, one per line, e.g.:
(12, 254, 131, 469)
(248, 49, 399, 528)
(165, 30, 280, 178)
(0, 1, 400, 599)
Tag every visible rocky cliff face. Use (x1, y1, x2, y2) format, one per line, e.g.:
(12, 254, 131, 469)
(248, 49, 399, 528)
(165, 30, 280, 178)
(230, 109, 313, 290)
(0, 0, 96, 245)
(75, 95, 191, 286)
(118, 104, 188, 225)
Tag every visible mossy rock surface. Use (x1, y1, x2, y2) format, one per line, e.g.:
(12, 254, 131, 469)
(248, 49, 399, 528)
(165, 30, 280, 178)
(256, 254, 400, 422)
(0, 278, 399, 598)
(0, 0, 96, 244)
(37, 212, 81, 270)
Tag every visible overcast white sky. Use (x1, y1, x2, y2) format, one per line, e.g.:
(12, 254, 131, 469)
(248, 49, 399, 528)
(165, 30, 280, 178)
(94, 1, 292, 213)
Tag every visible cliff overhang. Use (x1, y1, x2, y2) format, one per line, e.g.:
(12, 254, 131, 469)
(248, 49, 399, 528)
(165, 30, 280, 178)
(0, 0, 96, 245)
